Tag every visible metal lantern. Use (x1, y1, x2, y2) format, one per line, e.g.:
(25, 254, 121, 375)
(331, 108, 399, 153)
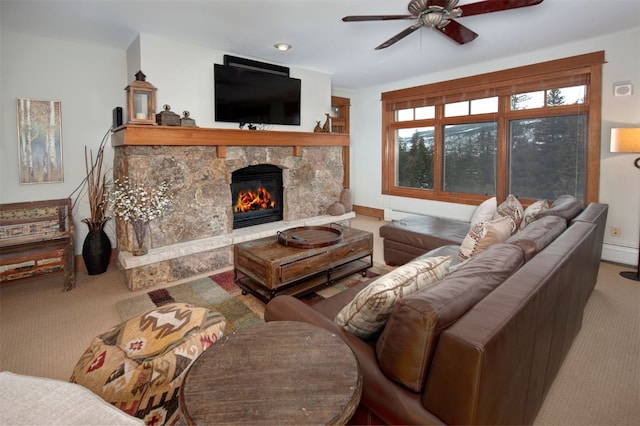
(125, 71, 157, 124)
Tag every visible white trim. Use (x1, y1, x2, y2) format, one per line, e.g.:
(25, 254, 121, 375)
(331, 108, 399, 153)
(601, 243, 638, 267)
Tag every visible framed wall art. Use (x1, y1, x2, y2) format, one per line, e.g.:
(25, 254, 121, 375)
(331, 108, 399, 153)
(16, 98, 64, 184)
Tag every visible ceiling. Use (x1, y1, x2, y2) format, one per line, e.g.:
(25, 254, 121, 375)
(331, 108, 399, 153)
(2, 0, 639, 89)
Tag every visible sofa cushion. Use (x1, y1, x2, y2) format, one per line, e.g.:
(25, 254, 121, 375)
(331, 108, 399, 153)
(458, 216, 514, 262)
(376, 243, 525, 392)
(470, 197, 497, 226)
(335, 256, 451, 340)
(507, 215, 567, 261)
(520, 199, 550, 230)
(419, 245, 461, 268)
(494, 194, 523, 228)
(533, 194, 583, 222)
(1, 372, 144, 425)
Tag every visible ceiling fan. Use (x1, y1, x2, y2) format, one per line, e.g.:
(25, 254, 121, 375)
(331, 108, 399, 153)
(342, 0, 544, 50)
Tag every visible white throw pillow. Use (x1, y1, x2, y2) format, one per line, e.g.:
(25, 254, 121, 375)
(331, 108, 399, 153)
(458, 216, 515, 262)
(470, 197, 497, 226)
(494, 194, 523, 230)
(334, 256, 451, 340)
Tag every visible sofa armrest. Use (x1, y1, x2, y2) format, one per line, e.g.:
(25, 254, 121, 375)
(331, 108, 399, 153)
(265, 295, 365, 347)
(265, 295, 340, 327)
(264, 296, 444, 425)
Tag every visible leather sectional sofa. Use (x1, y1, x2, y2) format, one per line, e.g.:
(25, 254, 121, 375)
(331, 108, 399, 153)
(264, 196, 608, 425)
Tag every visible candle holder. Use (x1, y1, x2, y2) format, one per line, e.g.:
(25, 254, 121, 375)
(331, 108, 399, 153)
(125, 71, 157, 125)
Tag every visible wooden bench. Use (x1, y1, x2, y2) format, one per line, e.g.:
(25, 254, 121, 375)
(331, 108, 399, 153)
(0, 198, 76, 291)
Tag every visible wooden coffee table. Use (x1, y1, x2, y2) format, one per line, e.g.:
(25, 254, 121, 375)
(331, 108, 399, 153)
(179, 321, 362, 425)
(234, 225, 373, 303)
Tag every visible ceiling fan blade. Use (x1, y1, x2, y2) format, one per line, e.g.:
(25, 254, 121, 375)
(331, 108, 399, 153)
(375, 23, 424, 50)
(459, 0, 544, 17)
(436, 20, 479, 44)
(342, 15, 415, 22)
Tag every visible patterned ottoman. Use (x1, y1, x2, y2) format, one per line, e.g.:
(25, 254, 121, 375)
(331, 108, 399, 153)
(70, 303, 226, 426)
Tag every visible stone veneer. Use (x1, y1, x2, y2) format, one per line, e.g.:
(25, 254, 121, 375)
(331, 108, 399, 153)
(113, 144, 347, 290)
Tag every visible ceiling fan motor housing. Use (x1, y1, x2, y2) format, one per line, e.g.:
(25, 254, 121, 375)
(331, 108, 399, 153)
(409, 0, 462, 28)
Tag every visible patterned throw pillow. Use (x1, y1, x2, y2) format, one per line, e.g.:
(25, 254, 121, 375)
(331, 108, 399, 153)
(520, 199, 550, 230)
(71, 303, 226, 426)
(470, 197, 497, 226)
(494, 194, 523, 229)
(334, 256, 451, 340)
(458, 216, 515, 262)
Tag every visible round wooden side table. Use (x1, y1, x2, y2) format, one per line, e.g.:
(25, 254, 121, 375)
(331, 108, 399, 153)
(179, 320, 362, 425)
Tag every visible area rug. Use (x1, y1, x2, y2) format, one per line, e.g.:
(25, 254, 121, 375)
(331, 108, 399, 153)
(116, 264, 391, 333)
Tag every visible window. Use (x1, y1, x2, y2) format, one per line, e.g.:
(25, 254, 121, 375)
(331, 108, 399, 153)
(381, 52, 604, 205)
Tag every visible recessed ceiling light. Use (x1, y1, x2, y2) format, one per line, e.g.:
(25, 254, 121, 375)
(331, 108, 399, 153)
(274, 43, 292, 51)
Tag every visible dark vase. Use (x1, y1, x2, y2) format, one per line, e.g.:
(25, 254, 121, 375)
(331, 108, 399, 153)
(82, 224, 112, 275)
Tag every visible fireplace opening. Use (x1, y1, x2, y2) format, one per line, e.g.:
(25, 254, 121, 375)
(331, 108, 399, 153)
(231, 164, 283, 229)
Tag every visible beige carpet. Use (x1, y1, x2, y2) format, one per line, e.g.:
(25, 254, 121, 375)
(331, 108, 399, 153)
(532, 261, 640, 425)
(0, 215, 638, 424)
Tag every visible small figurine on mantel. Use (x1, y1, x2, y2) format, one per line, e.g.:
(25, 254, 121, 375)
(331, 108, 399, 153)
(313, 113, 332, 133)
(322, 113, 331, 132)
(180, 110, 197, 127)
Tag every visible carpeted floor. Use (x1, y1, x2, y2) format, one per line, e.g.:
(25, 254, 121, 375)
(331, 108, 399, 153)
(116, 266, 388, 333)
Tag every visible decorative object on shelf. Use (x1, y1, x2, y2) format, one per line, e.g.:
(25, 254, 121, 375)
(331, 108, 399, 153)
(313, 114, 333, 133)
(610, 127, 640, 281)
(79, 138, 111, 275)
(322, 113, 331, 132)
(82, 225, 112, 274)
(238, 122, 258, 130)
(327, 187, 352, 216)
(111, 177, 173, 256)
(125, 70, 157, 125)
(277, 225, 343, 249)
(180, 110, 197, 127)
(156, 104, 180, 126)
(340, 187, 353, 212)
(327, 201, 346, 216)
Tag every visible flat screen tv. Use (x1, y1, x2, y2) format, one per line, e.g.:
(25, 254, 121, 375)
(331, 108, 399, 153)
(214, 63, 301, 126)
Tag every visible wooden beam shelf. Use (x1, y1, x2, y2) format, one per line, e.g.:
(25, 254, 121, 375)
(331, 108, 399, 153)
(111, 125, 349, 157)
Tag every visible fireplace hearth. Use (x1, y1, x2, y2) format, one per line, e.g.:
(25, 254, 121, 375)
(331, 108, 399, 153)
(231, 164, 283, 229)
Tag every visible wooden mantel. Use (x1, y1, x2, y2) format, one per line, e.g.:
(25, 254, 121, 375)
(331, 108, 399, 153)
(111, 124, 349, 157)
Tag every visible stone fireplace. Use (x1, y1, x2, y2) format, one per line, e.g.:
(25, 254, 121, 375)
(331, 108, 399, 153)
(111, 126, 351, 290)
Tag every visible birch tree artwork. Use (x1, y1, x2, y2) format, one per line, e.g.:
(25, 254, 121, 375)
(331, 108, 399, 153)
(17, 98, 64, 184)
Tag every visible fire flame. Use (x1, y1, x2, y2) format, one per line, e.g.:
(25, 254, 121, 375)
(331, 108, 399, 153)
(234, 187, 276, 213)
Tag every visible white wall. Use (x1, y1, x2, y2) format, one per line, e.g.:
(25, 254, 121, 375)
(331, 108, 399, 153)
(131, 34, 331, 132)
(348, 28, 640, 265)
(0, 30, 126, 251)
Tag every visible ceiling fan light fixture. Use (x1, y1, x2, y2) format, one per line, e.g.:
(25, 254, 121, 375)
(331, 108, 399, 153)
(274, 43, 292, 51)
